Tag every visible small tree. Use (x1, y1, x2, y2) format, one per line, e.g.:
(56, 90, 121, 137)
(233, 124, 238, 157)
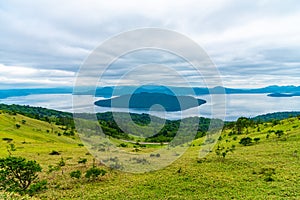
(0, 156, 46, 195)
(7, 143, 16, 155)
(58, 157, 66, 175)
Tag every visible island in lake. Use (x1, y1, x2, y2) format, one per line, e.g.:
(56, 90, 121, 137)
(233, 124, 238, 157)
(267, 92, 300, 97)
(94, 92, 206, 112)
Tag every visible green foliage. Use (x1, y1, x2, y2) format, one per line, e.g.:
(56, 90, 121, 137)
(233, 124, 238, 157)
(0, 156, 45, 195)
(70, 170, 82, 179)
(2, 138, 13, 142)
(215, 145, 235, 159)
(85, 167, 106, 180)
(78, 158, 87, 164)
(15, 124, 21, 129)
(254, 168, 276, 182)
(0, 104, 214, 142)
(47, 158, 66, 175)
(239, 137, 253, 146)
(118, 143, 128, 147)
(27, 180, 47, 196)
(49, 150, 60, 155)
(2, 103, 300, 199)
(252, 111, 300, 122)
(0, 104, 73, 126)
(275, 130, 284, 138)
(253, 137, 260, 143)
(58, 157, 65, 167)
(7, 143, 16, 155)
(47, 165, 60, 174)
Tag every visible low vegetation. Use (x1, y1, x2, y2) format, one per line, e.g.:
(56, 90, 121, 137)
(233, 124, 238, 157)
(0, 104, 299, 199)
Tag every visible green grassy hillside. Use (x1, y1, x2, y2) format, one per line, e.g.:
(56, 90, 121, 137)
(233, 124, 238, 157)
(0, 110, 299, 199)
(0, 111, 92, 169)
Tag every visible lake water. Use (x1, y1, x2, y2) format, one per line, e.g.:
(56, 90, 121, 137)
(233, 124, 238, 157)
(1, 93, 300, 121)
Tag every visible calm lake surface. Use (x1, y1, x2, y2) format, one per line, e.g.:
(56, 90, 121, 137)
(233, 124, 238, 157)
(1, 93, 300, 121)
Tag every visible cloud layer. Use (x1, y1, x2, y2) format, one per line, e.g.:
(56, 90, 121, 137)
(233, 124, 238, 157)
(0, 0, 300, 88)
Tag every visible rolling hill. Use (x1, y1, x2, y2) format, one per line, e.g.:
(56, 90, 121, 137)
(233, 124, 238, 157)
(0, 105, 300, 199)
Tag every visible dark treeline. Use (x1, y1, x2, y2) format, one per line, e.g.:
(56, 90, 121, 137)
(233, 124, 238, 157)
(0, 104, 73, 127)
(251, 111, 300, 122)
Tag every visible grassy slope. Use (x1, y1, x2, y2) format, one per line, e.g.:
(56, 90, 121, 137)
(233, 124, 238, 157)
(0, 111, 299, 199)
(0, 112, 92, 169)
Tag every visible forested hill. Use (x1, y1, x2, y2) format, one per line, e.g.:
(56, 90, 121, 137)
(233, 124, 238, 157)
(1, 103, 300, 142)
(252, 111, 300, 122)
(0, 104, 72, 122)
(0, 104, 211, 142)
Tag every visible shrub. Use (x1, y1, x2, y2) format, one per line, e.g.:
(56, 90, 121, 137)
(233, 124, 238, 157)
(70, 170, 82, 179)
(275, 130, 284, 138)
(132, 157, 149, 164)
(85, 167, 106, 180)
(260, 167, 276, 182)
(118, 143, 128, 147)
(49, 150, 60, 155)
(47, 165, 60, 174)
(27, 180, 47, 196)
(148, 153, 160, 158)
(78, 158, 87, 164)
(254, 137, 260, 143)
(0, 156, 46, 195)
(239, 137, 252, 146)
(15, 124, 21, 129)
(215, 145, 235, 159)
(2, 138, 13, 142)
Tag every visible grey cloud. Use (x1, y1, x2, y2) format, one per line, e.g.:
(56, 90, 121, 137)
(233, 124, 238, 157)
(0, 0, 300, 88)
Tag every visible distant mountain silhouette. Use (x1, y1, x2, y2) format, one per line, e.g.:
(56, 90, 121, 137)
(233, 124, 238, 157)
(94, 92, 206, 112)
(85, 85, 300, 97)
(2, 85, 300, 99)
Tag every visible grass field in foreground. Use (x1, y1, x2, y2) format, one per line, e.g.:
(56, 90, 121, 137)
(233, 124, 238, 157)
(0, 111, 299, 199)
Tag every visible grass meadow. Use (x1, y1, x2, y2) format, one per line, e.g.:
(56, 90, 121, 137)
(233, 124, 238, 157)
(0, 111, 299, 199)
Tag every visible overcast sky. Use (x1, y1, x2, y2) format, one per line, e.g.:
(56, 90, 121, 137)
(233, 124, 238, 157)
(0, 0, 300, 89)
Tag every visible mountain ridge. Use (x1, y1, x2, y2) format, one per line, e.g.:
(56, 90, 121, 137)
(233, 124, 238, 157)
(2, 85, 300, 99)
